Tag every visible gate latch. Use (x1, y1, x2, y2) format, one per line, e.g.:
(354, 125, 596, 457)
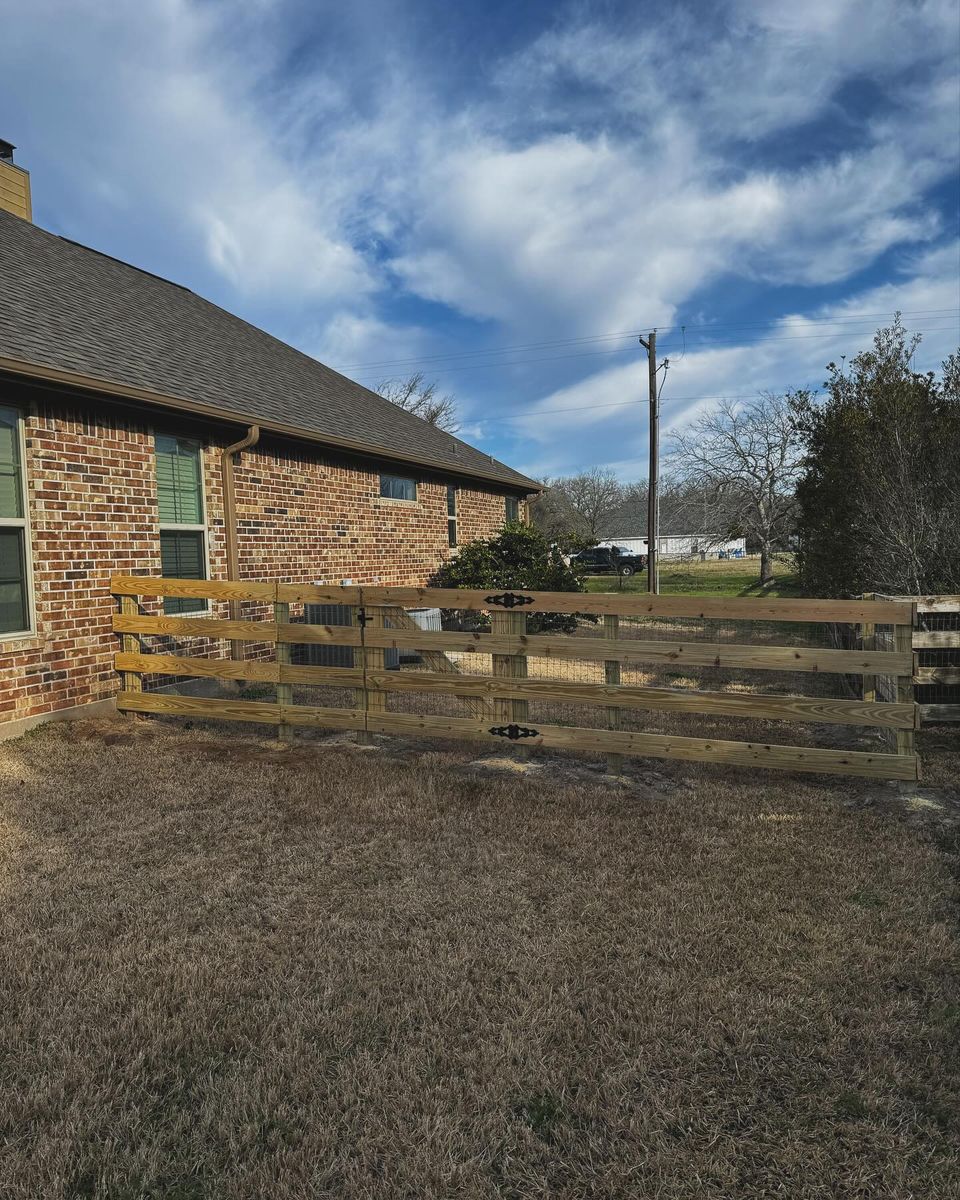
(356, 608, 371, 627)
(489, 724, 540, 741)
(484, 592, 534, 609)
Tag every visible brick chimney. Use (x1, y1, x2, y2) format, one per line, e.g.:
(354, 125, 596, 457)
(0, 140, 32, 220)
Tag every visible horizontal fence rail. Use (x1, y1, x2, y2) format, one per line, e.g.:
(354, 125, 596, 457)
(111, 576, 920, 781)
(110, 575, 915, 624)
(111, 614, 914, 675)
(113, 653, 917, 731)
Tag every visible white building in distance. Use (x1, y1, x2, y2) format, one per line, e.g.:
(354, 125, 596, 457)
(598, 534, 747, 559)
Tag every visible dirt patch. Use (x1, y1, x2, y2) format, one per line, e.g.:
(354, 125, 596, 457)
(851, 781, 960, 831)
(466, 752, 685, 798)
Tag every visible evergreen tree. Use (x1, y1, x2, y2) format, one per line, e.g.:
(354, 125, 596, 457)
(793, 318, 960, 596)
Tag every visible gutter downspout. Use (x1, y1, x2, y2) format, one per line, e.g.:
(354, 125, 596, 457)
(221, 425, 260, 661)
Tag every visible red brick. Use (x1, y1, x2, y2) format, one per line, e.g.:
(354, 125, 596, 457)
(2, 389, 525, 725)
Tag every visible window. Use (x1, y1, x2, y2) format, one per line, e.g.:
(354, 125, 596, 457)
(380, 473, 417, 501)
(156, 435, 207, 615)
(0, 405, 31, 637)
(446, 485, 458, 548)
(505, 496, 520, 523)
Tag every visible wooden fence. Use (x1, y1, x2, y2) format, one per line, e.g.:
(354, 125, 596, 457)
(111, 576, 920, 781)
(866, 594, 960, 726)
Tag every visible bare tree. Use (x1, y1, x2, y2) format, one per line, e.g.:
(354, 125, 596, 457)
(546, 468, 625, 541)
(375, 371, 459, 432)
(603, 480, 647, 538)
(599, 477, 730, 542)
(669, 393, 803, 584)
(528, 481, 587, 546)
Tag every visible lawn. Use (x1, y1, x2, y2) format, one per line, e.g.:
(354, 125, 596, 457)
(1, 718, 958, 1199)
(584, 554, 804, 598)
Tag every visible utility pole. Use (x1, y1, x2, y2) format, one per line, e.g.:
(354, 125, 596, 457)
(638, 330, 659, 593)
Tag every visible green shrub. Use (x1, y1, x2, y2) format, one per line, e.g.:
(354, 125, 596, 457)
(430, 522, 588, 633)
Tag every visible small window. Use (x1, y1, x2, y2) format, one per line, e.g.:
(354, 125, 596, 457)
(155, 435, 208, 615)
(446, 485, 457, 548)
(380, 474, 417, 501)
(0, 405, 31, 637)
(505, 496, 520, 523)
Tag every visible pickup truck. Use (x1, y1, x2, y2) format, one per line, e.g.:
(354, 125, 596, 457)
(570, 545, 648, 578)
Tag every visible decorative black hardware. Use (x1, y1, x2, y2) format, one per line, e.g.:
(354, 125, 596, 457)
(356, 608, 371, 627)
(489, 724, 540, 741)
(484, 592, 534, 609)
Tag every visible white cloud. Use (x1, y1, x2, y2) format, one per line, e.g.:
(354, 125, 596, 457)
(391, 113, 950, 339)
(6, 0, 954, 339)
(507, 241, 960, 478)
(4, 0, 374, 303)
(309, 312, 431, 381)
(385, 0, 957, 339)
(497, 0, 958, 143)
(1, 0, 956, 483)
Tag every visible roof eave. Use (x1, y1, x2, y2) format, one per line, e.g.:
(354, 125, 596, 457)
(0, 355, 542, 493)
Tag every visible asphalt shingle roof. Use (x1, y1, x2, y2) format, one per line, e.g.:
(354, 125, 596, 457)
(0, 209, 538, 490)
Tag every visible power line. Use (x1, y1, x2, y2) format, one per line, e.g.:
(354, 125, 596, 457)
(354, 319, 960, 382)
(655, 320, 960, 353)
(337, 307, 960, 372)
(342, 329, 649, 370)
(467, 391, 773, 426)
(459, 308, 958, 424)
(343, 307, 960, 369)
(353, 344, 637, 380)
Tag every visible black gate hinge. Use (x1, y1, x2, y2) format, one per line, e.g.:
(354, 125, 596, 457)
(489, 724, 540, 741)
(485, 592, 534, 609)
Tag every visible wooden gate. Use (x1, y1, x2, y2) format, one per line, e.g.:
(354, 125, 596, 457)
(112, 577, 919, 781)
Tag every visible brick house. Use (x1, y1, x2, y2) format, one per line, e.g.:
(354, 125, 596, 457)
(0, 145, 538, 737)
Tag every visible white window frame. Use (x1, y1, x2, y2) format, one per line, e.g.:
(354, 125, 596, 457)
(155, 434, 211, 616)
(505, 496, 520, 523)
(0, 404, 35, 640)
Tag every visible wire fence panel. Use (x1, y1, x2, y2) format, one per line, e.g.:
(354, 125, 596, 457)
(873, 594, 960, 724)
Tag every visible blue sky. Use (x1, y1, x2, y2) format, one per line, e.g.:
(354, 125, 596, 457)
(2, 0, 958, 481)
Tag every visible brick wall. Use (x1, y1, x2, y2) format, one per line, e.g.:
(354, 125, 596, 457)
(1, 383, 525, 728)
(232, 440, 508, 587)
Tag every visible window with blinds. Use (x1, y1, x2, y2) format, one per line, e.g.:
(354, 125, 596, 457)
(155, 435, 207, 615)
(505, 496, 520, 523)
(0, 406, 31, 637)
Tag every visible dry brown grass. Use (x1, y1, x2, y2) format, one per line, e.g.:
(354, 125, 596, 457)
(1, 718, 958, 1199)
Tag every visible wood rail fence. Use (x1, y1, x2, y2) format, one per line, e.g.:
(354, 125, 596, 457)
(111, 577, 920, 782)
(865, 593, 960, 727)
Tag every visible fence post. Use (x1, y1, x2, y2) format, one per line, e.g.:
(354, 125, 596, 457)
(861, 591, 875, 705)
(362, 605, 386, 744)
(119, 593, 143, 714)
(275, 598, 292, 741)
(352, 605, 374, 746)
(492, 610, 528, 750)
(895, 610, 917, 777)
(604, 613, 622, 775)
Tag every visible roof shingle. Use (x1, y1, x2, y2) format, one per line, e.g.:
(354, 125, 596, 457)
(0, 210, 537, 490)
